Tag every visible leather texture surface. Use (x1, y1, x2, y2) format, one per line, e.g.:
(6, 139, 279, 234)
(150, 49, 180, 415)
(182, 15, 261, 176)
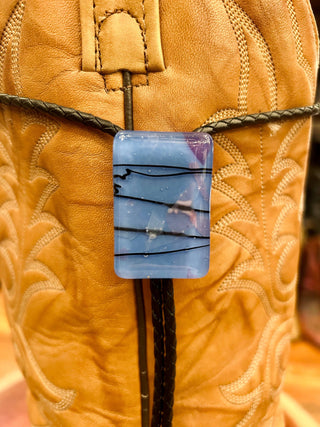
(0, 0, 318, 426)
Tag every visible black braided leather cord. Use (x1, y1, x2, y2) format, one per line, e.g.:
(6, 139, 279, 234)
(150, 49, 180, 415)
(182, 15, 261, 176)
(194, 103, 320, 134)
(151, 279, 165, 427)
(150, 279, 176, 427)
(134, 279, 150, 427)
(0, 93, 319, 137)
(162, 279, 176, 427)
(0, 93, 122, 136)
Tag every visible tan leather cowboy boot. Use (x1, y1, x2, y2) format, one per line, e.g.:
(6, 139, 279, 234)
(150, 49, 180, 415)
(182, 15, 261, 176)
(0, 0, 318, 426)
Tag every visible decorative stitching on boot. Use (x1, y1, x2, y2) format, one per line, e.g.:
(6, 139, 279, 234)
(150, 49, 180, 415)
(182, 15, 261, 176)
(0, 0, 25, 95)
(141, 0, 149, 84)
(259, 127, 273, 291)
(211, 116, 308, 424)
(93, 0, 98, 70)
(286, 0, 314, 90)
(0, 7, 77, 414)
(0, 109, 76, 415)
(201, 0, 277, 128)
(222, 0, 249, 114)
(270, 120, 307, 299)
(93, 6, 149, 92)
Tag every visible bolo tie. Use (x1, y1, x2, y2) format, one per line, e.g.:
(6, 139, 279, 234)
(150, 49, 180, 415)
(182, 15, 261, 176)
(0, 72, 319, 427)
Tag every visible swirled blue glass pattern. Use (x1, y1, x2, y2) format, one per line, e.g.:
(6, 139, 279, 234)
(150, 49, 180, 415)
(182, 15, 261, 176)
(113, 131, 213, 279)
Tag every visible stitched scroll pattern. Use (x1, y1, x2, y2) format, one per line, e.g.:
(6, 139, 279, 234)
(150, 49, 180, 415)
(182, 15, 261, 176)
(0, 0, 25, 95)
(203, 0, 277, 126)
(0, 110, 76, 415)
(213, 119, 307, 427)
(210, 1, 313, 425)
(286, 0, 314, 91)
(0, 0, 76, 419)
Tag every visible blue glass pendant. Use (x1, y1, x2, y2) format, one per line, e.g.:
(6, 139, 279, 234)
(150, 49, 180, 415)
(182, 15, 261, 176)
(113, 131, 213, 279)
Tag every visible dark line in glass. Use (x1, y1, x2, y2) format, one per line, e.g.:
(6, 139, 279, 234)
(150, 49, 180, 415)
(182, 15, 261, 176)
(114, 194, 210, 213)
(114, 226, 209, 239)
(114, 168, 212, 179)
(114, 163, 212, 172)
(114, 183, 122, 194)
(114, 244, 210, 257)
